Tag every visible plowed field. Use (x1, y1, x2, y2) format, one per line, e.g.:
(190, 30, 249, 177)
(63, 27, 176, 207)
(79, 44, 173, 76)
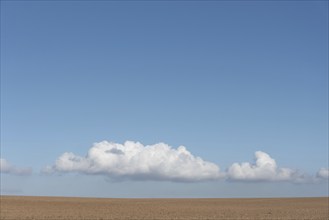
(0, 196, 328, 219)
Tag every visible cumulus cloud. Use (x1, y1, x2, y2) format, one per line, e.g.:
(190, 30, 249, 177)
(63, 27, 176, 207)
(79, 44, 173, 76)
(227, 151, 306, 182)
(316, 168, 329, 179)
(0, 158, 32, 175)
(45, 141, 320, 183)
(45, 141, 223, 182)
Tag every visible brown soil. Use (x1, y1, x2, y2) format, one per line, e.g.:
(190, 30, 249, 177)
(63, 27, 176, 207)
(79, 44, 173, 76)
(0, 196, 328, 220)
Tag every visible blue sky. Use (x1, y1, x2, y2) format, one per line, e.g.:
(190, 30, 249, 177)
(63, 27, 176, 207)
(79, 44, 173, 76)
(1, 0, 328, 198)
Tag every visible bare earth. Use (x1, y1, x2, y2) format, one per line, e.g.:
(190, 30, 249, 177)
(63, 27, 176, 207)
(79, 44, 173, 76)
(0, 196, 328, 220)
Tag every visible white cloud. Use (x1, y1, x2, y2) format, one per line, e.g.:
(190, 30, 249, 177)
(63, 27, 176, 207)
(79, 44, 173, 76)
(45, 142, 320, 184)
(227, 151, 306, 182)
(316, 168, 329, 179)
(0, 158, 32, 175)
(46, 141, 223, 182)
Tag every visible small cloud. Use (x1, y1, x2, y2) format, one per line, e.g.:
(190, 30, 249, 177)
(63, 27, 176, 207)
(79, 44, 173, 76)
(316, 168, 329, 179)
(0, 188, 23, 195)
(0, 158, 32, 175)
(227, 151, 306, 182)
(45, 141, 224, 182)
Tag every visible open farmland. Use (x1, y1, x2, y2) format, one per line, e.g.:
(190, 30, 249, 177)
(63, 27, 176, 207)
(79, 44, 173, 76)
(0, 196, 328, 220)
